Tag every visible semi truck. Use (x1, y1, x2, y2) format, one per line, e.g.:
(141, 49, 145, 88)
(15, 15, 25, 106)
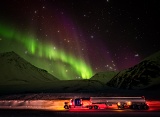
(64, 96, 149, 110)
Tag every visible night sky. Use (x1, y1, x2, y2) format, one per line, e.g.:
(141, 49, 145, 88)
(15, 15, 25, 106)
(0, 0, 160, 80)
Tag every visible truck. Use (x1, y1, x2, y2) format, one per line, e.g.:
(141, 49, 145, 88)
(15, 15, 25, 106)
(64, 96, 149, 110)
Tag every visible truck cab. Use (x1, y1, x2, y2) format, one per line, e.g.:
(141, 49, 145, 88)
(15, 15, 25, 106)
(64, 98, 83, 109)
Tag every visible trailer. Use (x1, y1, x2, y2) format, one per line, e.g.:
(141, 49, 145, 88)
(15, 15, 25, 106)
(64, 96, 149, 110)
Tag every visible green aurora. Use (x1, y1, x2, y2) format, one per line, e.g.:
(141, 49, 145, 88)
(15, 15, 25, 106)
(0, 23, 93, 80)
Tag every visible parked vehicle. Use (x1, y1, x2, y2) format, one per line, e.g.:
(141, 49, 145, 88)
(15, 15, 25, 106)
(64, 96, 149, 110)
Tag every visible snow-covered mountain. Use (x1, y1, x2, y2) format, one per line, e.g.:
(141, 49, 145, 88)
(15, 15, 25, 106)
(90, 71, 118, 84)
(0, 51, 107, 94)
(0, 51, 59, 83)
(2, 50, 160, 95)
(0, 51, 59, 94)
(107, 50, 160, 89)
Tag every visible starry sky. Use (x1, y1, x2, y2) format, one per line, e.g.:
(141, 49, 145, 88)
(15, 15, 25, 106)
(0, 0, 160, 80)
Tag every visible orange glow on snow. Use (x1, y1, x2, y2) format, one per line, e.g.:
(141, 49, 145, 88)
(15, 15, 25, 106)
(0, 99, 160, 111)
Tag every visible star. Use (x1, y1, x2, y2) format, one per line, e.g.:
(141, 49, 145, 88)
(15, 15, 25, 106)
(25, 51, 28, 54)
(34, 10, 37, 14)
(91, 35, 94, 38)
(135, 54, 139, 57)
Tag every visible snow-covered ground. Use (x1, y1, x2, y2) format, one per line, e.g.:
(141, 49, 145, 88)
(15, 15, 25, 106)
(0, 99, 160, 111)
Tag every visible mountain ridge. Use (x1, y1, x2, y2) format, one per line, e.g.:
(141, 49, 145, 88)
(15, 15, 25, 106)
(106, 50, 160, 89)
(0, 51, 59, 84)
(0, 51, 108, 94)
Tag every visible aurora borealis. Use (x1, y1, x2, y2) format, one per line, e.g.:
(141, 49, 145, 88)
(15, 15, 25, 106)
(0, 23, 93, 79)
(0, 0, 160, 80)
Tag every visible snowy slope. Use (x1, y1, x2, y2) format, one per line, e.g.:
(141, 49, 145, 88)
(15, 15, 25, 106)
(0, 51, 59, 83)
(0, 51, 59, 93)
(90, 71, 118, 84)
(0, 51, 107, 94)
(41, 79, 107, 93)
(107, 50, 160, 89)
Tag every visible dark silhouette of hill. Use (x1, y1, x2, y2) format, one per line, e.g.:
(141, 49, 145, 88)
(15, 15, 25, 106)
(107, 50, 160, 90)
(0, 51, 59, 94)
(90, 71, 118, 84)
(0, 51, 107, 94)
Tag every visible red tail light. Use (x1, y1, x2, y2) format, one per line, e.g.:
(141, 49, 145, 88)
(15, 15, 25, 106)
(142, 96, 145, 99)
